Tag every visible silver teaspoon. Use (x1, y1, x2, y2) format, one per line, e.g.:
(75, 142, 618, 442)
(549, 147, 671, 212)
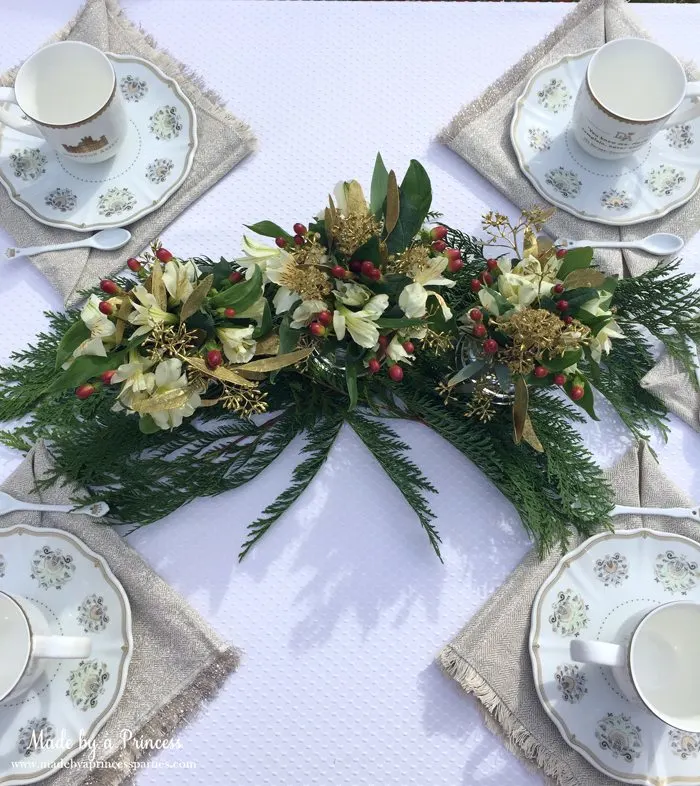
(0, 491, 109, 518)
(556, 232, 684, 256)
(5, 227, 131, 259)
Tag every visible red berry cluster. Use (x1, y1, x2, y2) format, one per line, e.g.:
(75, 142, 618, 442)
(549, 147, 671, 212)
(365, 336, 417, 383)
(471, 258, 500, 292)
(524, 364, 586, 401)
(309, 310, 333, 336)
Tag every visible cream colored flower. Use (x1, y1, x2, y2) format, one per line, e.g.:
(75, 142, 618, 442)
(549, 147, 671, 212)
(386, 336, 414, 363)
(398, 255, 455, 320)
(580, 296, 624, 361)
(235, 236, 285, 282)
(63, 295, 117, 367)
(146, 359, 201, 430)
(128, 286, 177, 337)
(495, 253, 560, 310)
(163, 259, 197, 304)
(334, 281, 371, 306)
(290, 299, 327, 329)
(112, 351, 156, 395)
(217, 326, 257, 364)
(332, 295, 388, 348)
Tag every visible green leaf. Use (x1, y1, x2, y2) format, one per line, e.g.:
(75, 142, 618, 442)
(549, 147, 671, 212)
(55, 320, 90, 369)
(370, 152, 389, 216)
(543, 349, 582, 372)
(566, 379, 599, 420)
(375, 317, 425, 329)
(252, 300, 273, 339)
(345, 362, 359, 410)
(185, 311, 215, 334)
(386, 159, 432, 255)
(557, 247, 594, 279)
(448, 359, 485, 386)
(564, 269, 606, 290)
(479, 286, 515, 316)
(563, 287, 598, 311)
(245, 221, 293, 241)
(279, 314, 301, 355)
(351, 235, 381, 266)
(138, 414, 161, 434)
(209, 265, 263, 311)
(513, 376, 529, 444)
(384, 170, 399, 235)
(47, 351, 127, 393)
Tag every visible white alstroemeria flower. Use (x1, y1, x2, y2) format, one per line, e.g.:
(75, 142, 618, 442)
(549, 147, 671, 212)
(217, 326, 257, 364)
(333, 294, 389, 348)
(263, 251, 301, 314)
(128, 286, 177, 337)
(112, 351, 156, 395)
(580, 296, 624, 361)
(386, 336, 414, 363)
(398, 256, 455, 320)
(496, 273, 539, 309)
(235, 236, 285, 282)
(163, 259, 197, 304)
(63, 295, 117, 367)
(334, 281, 371, 306)
(290, 299, 327, 329)
(144, 359, 202, 431)
(494, 253, 560, 309)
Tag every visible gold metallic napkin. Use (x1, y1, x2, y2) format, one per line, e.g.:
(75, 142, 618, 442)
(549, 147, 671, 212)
(439, 0, 699, 278)
(0, 0, 256, 307)
(2, 441, 240, 786)
(439, 443, 696, 786)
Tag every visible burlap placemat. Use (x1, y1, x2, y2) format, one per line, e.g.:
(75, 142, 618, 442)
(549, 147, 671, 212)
(0, 0, 256, 307)
(438, 0, 699, 279)
(640, 352, 700, 431)
(439, 442, 697, 786)
(1, 440, 239, 786)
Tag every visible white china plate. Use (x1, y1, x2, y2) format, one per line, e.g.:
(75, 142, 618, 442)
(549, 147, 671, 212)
(511, 50, 700, 226)
(530, 529, 700, 785)
(0, 525, 132, 785)
(0, 53, 197, 232)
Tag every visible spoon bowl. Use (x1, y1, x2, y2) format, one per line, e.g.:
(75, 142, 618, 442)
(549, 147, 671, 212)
(642, 232, 685, 256)
(90, 228, 131, 251)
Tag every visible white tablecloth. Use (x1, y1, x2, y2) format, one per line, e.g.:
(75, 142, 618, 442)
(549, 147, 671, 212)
(1, 2, 699, 784)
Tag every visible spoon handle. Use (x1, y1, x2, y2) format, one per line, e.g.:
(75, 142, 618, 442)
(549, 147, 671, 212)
(558, 239, 641, 251)
(611, 504, 700, 521)
(5, 239, 90, 259)
(3, 500, 109, 517)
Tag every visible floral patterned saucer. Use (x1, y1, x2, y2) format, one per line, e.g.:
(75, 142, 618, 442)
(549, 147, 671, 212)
(0, 53, 197, 232)
(530, 529, 700, 785)
(0, 525, 132, 785)
(511, 50, 700, 226)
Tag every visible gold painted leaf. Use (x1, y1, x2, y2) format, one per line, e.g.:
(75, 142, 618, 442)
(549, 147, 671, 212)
(186, 356, 255, 388)
(254, 334, 280, 356)
(236, 347, 312, 374)
(325, 206, 334, 246)
(114, 297, 133, 346)
(523, 228, 538, 259)
(327, 195, 337, 225)
(564, 269, 607, 290)
(512, 376, 529, 445)
(385, 170, 399, 235)
(180, 274, 213, 323)
(150, 260, 167, 310)
(522, 415, 544, 452)
(130, 388, 190, 414)
(344, 180, 368, 215)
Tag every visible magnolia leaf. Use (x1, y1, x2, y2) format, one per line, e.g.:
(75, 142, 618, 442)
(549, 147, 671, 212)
(557, 247, 594, 279)
(236, 347, 312, 374)
(55, 320, 90, 369)
(345, 362, 358, 410)
(186, 356, 255, 388)
(150, 260, 167, 310)
(254, 333, 280, 355)
(386, 159, 432, 255)
(370, 152, 389, 216)
(114, 296, 133, 347)
(180, 274, 213, 323)
(345, 180, 367, 215)
(536, 234, 554, 259)
(47, 351, 127, 393)
(328, 195, 337, 225)
(564, 268, 607, 290)
(245, 221, 292, 241)
(448, 359, 485, 387)
(512, 376, 529, 445)
(523, 227, 538, 259)
(209, 265, 263, 311)
(131, 387, 191, 414)
(522, 415, 544, 452)
(324, 207, 334, 246)
(385, 170, 399, 234)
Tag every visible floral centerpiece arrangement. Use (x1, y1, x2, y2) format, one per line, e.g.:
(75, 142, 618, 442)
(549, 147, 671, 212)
(1, 155, 699, 561)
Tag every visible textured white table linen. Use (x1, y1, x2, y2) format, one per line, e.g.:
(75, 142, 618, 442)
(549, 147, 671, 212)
(0, 2, 699, 785)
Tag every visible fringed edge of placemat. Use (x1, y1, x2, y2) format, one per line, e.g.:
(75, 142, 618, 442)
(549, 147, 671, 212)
(438, 645, 576, 786)
(82, 644, 241, 786)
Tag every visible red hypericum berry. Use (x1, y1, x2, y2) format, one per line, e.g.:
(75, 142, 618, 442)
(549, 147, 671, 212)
(275, 237, 287, 248)
(206, 349, 223, 369)
(570, 384, 585, 401)
(228, 271, 243, 283)
(100, 279, 118, 295)
(554, 373, 567, 386)
(378, 335, 389, 349)
(156, 248, 173, 262)
(556, 248, 567, 259)
(402, 341, 415, 354)
(101, 370, 116, 385)
(224, 307, 237, 318)
(430, 225, 448, 241)
(473, 323, 487, 339)
(483, 338, 499, 354)
(318, 310, 332, 327)
(369, 268, 382, 281)
(388, 365, 404, 382)
(556, 299, 569, 312)
(127, 257, 141, 272)
(445, 248, 461, 262)
(481, 271, 493, 286)
(553, 283, 565, 295)
(469, 308, 483, 322)
(293, 234, 304, 246)
(368, 358, 381, 374)
(448, 258, 464, 273)
(431, 240, 447, 253)
(309, 321, 326, 337)
(471, 278, 482, 292)
(361, 260, 375, 276)
(349, 260, 363, 273)
(293, 223, 307, 236)
(331, 265, 346, 279)
(564, 315, 574, 325)
(75, 384, 96, 400)
(534, 366, 548, 379)
(98, 300, 113, 316)
(486, 258, 499, 271)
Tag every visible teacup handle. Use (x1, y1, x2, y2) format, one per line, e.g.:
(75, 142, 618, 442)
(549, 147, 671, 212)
(570, 639, 625, 667)
(0, 87, 43, 138)
(33, 635, 91, 659)
(662, 83, 700, 130)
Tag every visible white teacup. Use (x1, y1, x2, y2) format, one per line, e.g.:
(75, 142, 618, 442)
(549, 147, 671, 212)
(572, 38, 700, 160)
(0, 590, 91, 703)
(571, 601, 700, 732)
(0, 41, 127, 164)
